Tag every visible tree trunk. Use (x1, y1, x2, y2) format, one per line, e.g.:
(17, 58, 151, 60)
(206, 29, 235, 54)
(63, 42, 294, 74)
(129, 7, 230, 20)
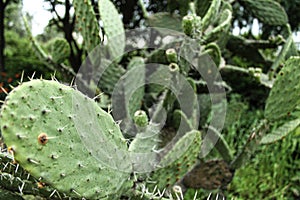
(0, 0, 6, 72)
(63, 0, 82, 72)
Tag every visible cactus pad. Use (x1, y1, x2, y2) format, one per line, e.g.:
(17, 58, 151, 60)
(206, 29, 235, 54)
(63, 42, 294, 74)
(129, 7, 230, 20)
(0, 80, 132, 199)
(99, 0, 125, 61)
(265, 57, 300, 121)
(240, 0, 288, 26)
(147, 130, 201, 191)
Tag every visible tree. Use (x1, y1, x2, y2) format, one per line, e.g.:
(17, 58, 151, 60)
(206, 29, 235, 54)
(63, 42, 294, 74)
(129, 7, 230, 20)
(0, 0, 20, 73)
(43, 0, 83, 72)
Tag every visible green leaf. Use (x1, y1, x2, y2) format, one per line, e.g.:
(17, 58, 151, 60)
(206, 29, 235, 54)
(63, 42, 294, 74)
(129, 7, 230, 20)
(261, 118, 300, 144)
(240, 0, 288, 25)
(99, 0, 125, 62)
(265, 57, 300, 121)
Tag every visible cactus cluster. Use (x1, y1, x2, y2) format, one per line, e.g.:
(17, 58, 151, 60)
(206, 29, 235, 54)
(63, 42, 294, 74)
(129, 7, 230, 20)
(0, 0, 299, 199)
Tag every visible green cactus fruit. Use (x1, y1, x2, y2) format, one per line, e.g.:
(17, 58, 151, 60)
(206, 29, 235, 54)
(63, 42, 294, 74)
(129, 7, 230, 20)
(261, 118, 300, 144)
(47, 38, 71, 64)
(147, 130, 201, 192)
(182, 15, 201, 38)
(73, 0, 101, 52)
(168, 63, 179, 73)
(265, 57, 300, 121)
(201, 0, 221, 31)
(99, 0, 125, 62)
(240, 0, 288, 26)
(165, 49, 178, 64)
(133, 110, 149, 127)
(182, 15, 194, 37)
(0, 79, 132, 199)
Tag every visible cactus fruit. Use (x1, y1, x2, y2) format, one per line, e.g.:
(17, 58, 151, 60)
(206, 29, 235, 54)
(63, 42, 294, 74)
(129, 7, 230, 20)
(182, 15, 201, 38)
(0, 79, 132, 199)
(265, 57, 300, 121)
(133, 110, 149, 128)
(165, 49, 178, 64)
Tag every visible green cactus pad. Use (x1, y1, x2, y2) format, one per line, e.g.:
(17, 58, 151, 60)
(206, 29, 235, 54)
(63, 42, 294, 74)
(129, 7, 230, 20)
(47, 38, 71, 64)
(98, 59, 126, 94)
(73, 0, 101, 52)
(203, 9, 232, 44)
(99, 0, 125, 62)
(147, 130, 201, 191)
(201, 0, 221, 31)
(0, 79, 132, 199)
(240, 0, 288, 26)
(264, 57, 300, 121)
(260, 118, 300, 144)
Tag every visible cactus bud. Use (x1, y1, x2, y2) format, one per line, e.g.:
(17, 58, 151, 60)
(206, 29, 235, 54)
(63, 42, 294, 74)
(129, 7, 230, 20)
(182, 15, 194, 36)
(166, 48, 177, 63)
(133, 110, 148, 127)
(169, 63, 180, 73)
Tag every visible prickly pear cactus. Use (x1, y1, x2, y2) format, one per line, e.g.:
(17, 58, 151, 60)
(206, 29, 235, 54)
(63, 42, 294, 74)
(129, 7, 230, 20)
(73, 0, 101, 52)
(99, 0, 125, 61)
(264, 57, 300, 121)
(239, 0, 288, 26)
(147, 130, 201, 192)
(0, 79, 132, 199)
(47, 38, 71, 64)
